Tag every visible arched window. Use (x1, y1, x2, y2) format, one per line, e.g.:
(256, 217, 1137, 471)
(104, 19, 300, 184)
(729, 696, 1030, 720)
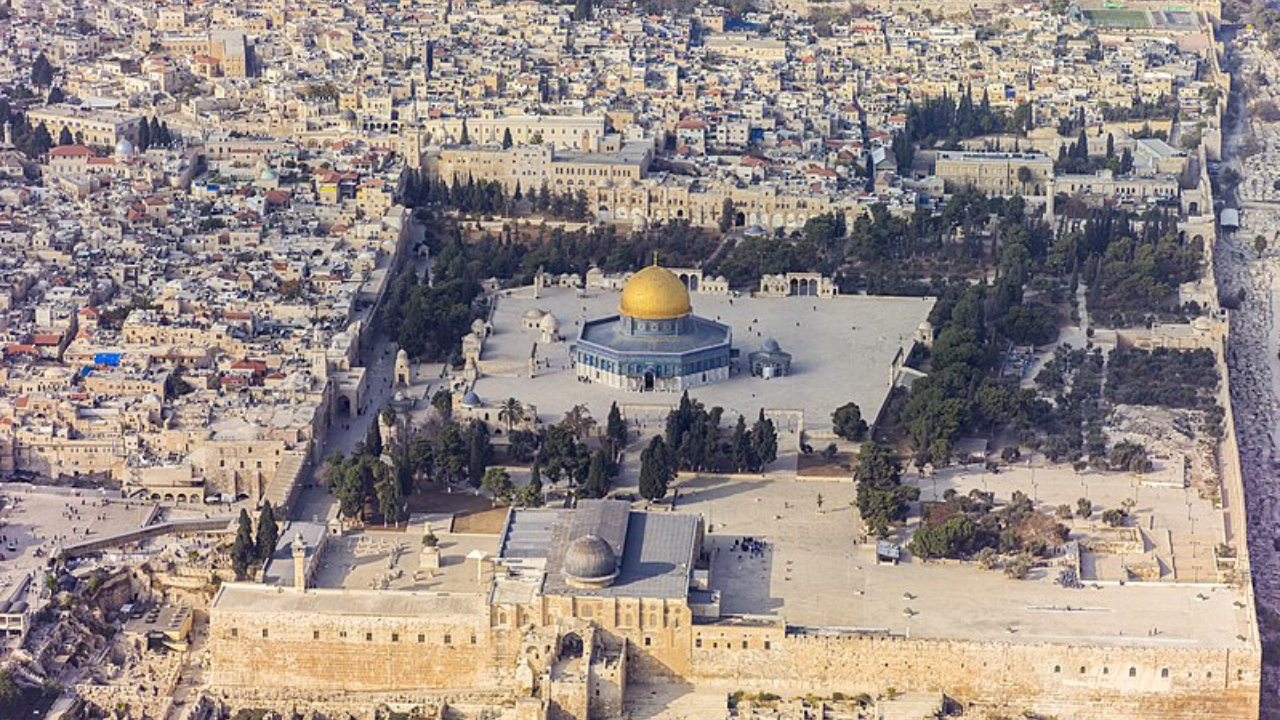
(1129, 667, 1137, 677)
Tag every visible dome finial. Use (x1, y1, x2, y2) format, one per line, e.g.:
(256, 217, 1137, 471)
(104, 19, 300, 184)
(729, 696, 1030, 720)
(652, 250, 659, 267)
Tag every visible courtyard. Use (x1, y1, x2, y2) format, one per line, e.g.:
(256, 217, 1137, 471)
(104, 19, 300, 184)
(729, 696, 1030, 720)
(473, 285, 933, 433)
(668, 472, 1251, 648)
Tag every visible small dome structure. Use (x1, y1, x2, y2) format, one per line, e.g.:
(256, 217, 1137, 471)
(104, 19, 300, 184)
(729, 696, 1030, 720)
(340, 109, 357, 122)
(523, 308, 545, 320)
(619, 264, 691, 320)
(762, 338, 781, 353)
(114, 138, 135, 157)
(260, 166, 279, 181)
(562, 535, 618, 588)
(539, 313, 560, 332)
(461, 391, 483, 408)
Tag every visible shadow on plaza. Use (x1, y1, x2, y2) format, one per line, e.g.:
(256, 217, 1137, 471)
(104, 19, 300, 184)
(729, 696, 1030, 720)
(709, 535, 783, 617)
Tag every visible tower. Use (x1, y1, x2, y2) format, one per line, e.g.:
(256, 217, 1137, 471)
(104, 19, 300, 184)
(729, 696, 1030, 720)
(1, 121, 12, 149)
(395, 347, 411, 387)
(292, 533, 307, 592)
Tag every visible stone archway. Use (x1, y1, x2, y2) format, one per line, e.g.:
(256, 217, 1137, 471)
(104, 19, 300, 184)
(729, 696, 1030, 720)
(559, 632, 584, 659)
(735, 211, 745, 227)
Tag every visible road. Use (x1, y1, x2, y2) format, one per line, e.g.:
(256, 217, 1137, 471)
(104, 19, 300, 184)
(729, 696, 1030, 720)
(291, 215, 430, 524)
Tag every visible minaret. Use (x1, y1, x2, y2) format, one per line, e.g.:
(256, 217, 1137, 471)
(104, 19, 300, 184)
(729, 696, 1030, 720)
(1, 121, 12, 149)
(292, 533, 307, 592)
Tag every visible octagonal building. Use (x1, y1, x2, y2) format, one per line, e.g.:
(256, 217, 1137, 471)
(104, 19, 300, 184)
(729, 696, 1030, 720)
(573, 263, 732, 392)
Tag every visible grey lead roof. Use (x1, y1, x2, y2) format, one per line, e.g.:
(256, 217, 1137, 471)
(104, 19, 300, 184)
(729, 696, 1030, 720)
(499, 501, 700, 601)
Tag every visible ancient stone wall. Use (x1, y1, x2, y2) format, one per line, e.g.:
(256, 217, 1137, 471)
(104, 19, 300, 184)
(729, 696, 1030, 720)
(682, 631, 1259, 720)
(209, 607, 514, 692)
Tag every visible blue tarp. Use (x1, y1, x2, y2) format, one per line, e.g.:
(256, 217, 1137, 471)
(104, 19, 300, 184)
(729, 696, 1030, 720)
(93, 353, 122, 366)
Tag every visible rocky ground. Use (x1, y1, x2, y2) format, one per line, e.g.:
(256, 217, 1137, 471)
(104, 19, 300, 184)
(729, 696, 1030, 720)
(1220, 34, 1280, 718)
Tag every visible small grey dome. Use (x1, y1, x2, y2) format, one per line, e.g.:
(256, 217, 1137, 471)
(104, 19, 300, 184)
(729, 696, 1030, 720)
(115, 138, 135, 156)
(461, 391, 482, 407)
(562, 534, 618, 587)
(762, 338, 781, 352)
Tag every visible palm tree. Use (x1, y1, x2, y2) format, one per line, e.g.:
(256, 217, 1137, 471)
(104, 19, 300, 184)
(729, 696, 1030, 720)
(498, 397, 524, 433)
(1016, 165, 1034, 195)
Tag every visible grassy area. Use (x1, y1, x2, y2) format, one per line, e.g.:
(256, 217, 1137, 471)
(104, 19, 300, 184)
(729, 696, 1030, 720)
(1084, 9, 1152, 28)
(797, 452, 855, 479)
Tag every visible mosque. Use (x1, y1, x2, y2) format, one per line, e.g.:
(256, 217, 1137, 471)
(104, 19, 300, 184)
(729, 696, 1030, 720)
(572, 263, 733, 392)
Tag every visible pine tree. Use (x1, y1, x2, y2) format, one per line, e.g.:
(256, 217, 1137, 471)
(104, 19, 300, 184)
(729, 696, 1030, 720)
(159, 120, 173, 145)
(231, 508, 255, 578)
(56, 126, 72, 146)
(467, 421, 490, 487)
(137, 119, 151, 152)
(365, 418, 383, 458)
(639, 436, 672, 502)
(376, 469, 404, 526)
(572, 0, 592, 21)
(581, 450, 610, 499)
(31, 53, 54, 87)
(29, 123, 51, 157)
(605, 401, 627, 454)
(1105, 132, 1115, 159)
(255, 501, 279, 563)
(459, 119, 470, 145)
(730, 414, 755, 472)
(46, 86, 64, 104)
(751, 409, 778, 469)
(502, 127, 513, 149)
(529, 458, 543, 498)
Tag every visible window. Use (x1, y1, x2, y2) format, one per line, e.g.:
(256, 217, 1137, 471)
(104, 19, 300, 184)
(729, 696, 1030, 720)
(1079, 667, 1086, 674)
(445, 634, 452, 645)
(313, 630, 321, 640)
(1161, 668, 1170, 679)
(366, 632, 373, 642)
(470, 634, 477, 645)
(742, 640, 748, 649)
(261, 629, 269, 638)
(763, 641, 770, 650)
(695, 638, 702, 648)
(1129, 667, 1137, 677)
(418, 634, 426, 643)
(230, 628, 238, 638)
(339, 631, 347, 638)
(644, 637, 652, 647)
(1054, 666, 1061, 674)
(1103, 667, 1109, 675)
(392, 633, 399, 643)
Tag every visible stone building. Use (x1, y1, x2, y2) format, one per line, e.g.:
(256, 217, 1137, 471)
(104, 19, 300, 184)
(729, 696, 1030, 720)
(207, 499, 1259, 720)
(572, 264, 733, 392)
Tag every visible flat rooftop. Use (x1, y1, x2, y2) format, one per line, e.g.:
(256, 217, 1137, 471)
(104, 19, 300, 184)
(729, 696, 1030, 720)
(310, 516, 501, 594)
(212, 583, 486, 618)
(477, 286, 932, 432)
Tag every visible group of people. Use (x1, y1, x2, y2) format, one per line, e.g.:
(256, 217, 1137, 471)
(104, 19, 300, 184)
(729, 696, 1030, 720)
(732, 536, 767, 558)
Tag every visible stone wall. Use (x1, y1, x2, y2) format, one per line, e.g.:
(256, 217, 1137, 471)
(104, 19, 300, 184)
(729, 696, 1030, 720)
(209, 605, 513, 692)
(682, 631, 1259, 720)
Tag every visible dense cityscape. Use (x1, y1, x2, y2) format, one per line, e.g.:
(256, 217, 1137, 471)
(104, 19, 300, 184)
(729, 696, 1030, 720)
(0, 0, 1274, 718)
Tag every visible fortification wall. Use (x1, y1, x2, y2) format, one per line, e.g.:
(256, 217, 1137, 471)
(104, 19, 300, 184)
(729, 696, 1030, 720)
(209, 607, 512, 692)
(684, 633, 1259, 720)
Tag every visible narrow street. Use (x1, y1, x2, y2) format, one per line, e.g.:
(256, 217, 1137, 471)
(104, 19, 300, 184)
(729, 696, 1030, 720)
(290, 215, 430, 524)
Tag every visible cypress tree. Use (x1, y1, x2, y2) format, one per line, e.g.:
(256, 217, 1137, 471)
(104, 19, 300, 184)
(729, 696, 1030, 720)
(255, 501, 279, 563)
(639, 436, 672, 503)
(231, 509, 255, 578)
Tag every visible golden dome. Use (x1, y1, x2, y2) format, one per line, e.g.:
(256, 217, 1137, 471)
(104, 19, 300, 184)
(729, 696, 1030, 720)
(619, 264, 691, 320)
